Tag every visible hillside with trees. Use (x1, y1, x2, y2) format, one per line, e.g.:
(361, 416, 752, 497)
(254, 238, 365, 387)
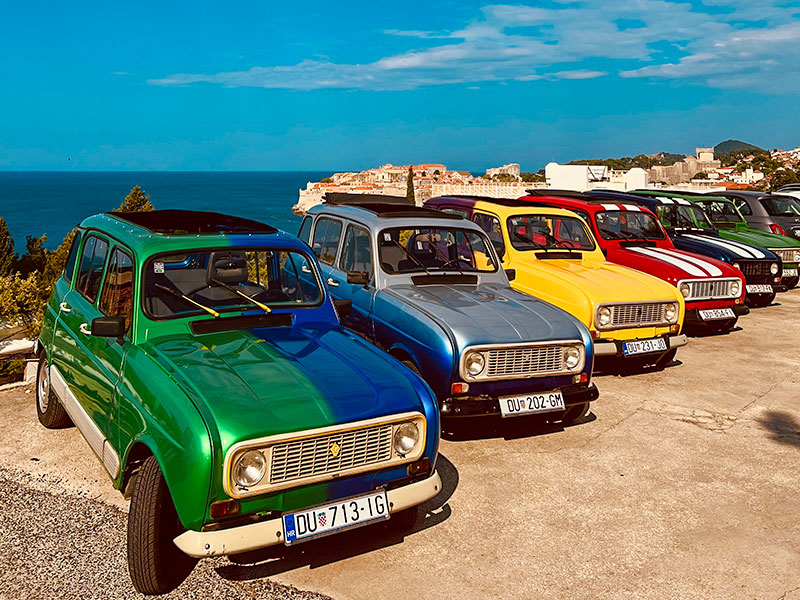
(567, 152, 686, 170)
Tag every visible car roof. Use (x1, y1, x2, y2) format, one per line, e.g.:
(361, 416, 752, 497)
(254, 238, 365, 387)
(430, 195, 600, 218)
(78, 210, 301, 257)
(308, 202, 474, 230)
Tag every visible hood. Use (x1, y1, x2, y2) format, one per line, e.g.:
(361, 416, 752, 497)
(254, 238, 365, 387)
(672, 232, 778, 262)
(384, 282, 588, 352)
(717, 227, 800, 251)
(514, 257, 679, 303)
(606, 246, 740, 283)
(143, 325, 425, 450)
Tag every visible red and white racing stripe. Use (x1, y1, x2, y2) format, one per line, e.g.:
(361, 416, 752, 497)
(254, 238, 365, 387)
(648, 247, 724, 277)
(600, 204, 641, 211)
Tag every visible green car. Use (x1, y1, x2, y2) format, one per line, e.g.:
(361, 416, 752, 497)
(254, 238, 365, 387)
(634, 190, 800, 290)
(36, 210, 441, 595)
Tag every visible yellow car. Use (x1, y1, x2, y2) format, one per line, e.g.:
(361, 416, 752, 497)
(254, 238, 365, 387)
(426, 196, 688, 368)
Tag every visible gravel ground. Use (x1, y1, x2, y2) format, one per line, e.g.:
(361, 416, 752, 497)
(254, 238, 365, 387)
(0, 467, 331, 600)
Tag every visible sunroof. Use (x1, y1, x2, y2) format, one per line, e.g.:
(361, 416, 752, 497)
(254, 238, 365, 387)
(108, 210, 277, 235)
(347, 203, 463, 219)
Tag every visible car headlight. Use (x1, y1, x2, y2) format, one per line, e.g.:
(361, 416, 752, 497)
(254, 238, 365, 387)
(597, 306, 612, 328)
(665, 302, 678, 323)
(770, 262, 779, 275)
(465, 351, 485, 376)
(730, 280, 741, 296)
(563, 346, 582, 370)
(679, 282, 691, 298)
(233, 450, 266, 488)
(794, 250, 800, 262)
(732, 262, 740, 271)
(393, 422, 419, 456)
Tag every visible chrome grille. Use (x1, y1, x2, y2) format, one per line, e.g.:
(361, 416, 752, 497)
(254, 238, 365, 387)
(486, 345, 565, 378)
(269, 424, 393, 485)
(687, 279, 734, 300)
(739, 261, 771, 276)
(770, 248, 799, 264)
(609, 303, 668, 327)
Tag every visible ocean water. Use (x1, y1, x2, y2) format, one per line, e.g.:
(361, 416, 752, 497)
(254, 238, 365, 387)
(0, 171, 328, 250)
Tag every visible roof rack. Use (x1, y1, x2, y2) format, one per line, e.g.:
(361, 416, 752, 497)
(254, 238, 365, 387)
(108, 210, 277, 235)
(341, 202, 463, 220)
(323, 192, 409, 205)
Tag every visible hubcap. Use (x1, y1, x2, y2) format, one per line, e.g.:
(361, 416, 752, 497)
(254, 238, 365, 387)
(37, 359, 49, 413)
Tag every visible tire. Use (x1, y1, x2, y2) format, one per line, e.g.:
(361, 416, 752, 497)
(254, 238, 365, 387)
(389, 506, 419, 532)
(655, 348, 678, 369)
(561, 402, 590, 425)
(127, 455, 197, 595)
(401, 359, 422, 377)
(36, 355, 72, 429)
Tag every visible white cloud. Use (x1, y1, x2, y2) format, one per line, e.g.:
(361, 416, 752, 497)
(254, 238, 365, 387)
(148, 1, 800, 93)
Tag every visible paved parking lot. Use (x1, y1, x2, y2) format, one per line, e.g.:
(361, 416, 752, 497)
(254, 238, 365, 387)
(1, 291, 799, 600)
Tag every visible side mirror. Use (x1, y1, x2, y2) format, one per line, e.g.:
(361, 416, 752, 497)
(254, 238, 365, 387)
(504, 268, 516, 281)
(91, 315, 126, 339)
(346, 271, 370, 288)
(333, 298, 352, 317)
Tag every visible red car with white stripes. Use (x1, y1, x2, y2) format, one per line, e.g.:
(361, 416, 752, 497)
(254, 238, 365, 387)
(517, 192, 749, 333)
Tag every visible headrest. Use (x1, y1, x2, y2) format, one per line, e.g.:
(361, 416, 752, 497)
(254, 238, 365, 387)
(207, 252, 248, 284)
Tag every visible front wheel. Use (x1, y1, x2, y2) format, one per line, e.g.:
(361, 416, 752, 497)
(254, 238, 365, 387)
(560, 402, 590, 425)
(36, 355, 72, 429)
(127, 456, 197, 595)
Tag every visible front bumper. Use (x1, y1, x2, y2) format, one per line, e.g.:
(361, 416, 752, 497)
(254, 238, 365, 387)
(440, 382, 598, 418)
(174, 470, 442, 558)
(594, 333, 688, 358)
(684, 305, 749, 327)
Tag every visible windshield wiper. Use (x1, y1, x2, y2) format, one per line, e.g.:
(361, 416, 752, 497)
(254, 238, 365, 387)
(209, 279, 272, 314)
(155, 283, 220, 318)
(513, 230, 547, 250)
(392, 240, 431, 274)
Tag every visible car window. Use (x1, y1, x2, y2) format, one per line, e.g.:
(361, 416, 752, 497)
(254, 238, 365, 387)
(698, 200, 745, 224)
(595, 210, 666, 241)
(298, 216, 312, 244)
(657, 204, 714, 230)
(311, 218, 342, 266)
(340, 225, 373, 276)
(378, 227, 498, 274)
(99, 248, 134, 331)
(733, 198, 752, 216)
(441, 207, 469, 218)
(507, 214, 596, 251)
(76, 236, 109, 303)
(62, 231, 82, 285)
(472, 212, 506, 257)
(761, 196, 800, 217)
(144, 247, 323, 318)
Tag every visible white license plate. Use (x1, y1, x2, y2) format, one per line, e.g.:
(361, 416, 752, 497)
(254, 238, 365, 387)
(746, 284, 773, 293)
(622, 337, 668, 356)
(699, 308, 736, 320)
(783, 268, 798, 277)
(282, 490, 389, 544)
(499, 390, 565, 417)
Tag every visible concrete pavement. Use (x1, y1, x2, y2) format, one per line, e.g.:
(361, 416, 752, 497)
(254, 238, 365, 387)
(1, 291, 799, 599)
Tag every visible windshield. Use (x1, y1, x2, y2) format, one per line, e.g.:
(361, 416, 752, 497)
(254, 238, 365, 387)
(507, 214, 596, 251)
(144, 247, 322, 319)
(762, 195, 800, 217)
(378, 227, 498, 274)
(697, 200, 746, 224)
(657, 204, 715, 231)
(595, 210, 666, 241)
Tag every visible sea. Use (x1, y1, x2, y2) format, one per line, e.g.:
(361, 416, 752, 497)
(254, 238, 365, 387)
(0, 171, 329, 250)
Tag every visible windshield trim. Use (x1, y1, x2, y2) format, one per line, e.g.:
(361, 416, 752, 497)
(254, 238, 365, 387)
(506, 214, 597, 252)
(377, 225, 500, 276)
(140, 245, 325, 322)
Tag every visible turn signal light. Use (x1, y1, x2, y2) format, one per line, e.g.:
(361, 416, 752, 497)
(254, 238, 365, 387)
(590, 329, 600, 339)
(210, 499, 241, 519)
(451, 382, 469, 394)
(407, 457, 431, 477)
(770, 223, 787, 236)
(572, 373, 589, 384)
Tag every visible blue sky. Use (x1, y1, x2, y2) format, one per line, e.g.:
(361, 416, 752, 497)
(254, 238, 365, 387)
(2, 0, 800, 172)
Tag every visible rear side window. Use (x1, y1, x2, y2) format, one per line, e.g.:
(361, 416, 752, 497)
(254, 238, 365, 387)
(62, 231, 82, 285)
(473, 212, 506, 256)
(76, 236, 109, 303)
(298, 217, 312, 244)
(733, 198, 752, 216)
(99, 248, 134, 331)
(311, 218, 342, 265)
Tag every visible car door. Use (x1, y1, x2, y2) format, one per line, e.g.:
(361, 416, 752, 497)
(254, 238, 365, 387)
(327, 223, 376, 339)
(310, 216, 343, 283)
(49, 234, 124, 474)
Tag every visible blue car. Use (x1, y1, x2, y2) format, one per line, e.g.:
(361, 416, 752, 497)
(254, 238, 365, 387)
(587, 190, 784, 308)
(298, 196, 598, 426)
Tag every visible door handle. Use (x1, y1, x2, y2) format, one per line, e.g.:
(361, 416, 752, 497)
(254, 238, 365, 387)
(79, 323, 92, 335)
(301, 265, 312, 273)
(59, 302, 72, 313)
(326, 277, 340, 287)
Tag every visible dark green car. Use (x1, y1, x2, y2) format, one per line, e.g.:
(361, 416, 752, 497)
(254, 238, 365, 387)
(36, 210, 441, 594)
(633, 190, 799, 290)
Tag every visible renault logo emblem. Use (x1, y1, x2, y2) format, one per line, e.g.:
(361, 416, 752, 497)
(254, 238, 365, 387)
(330, 442, 341, 458)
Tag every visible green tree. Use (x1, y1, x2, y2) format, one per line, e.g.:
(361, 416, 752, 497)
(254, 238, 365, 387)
(118, 185, 154, 212)
(521, 172, 545, 182)
(320, 177, 333, 183)
(406, 165, 415, 204)
(41, 229, 77, 293)
(16, 234, 48, 276)
(692, 171, 709, 180)
(0, 217, 16, 276)
(769, 169, 800, 192)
